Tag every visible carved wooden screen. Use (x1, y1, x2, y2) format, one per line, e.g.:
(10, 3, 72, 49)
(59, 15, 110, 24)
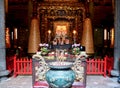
(37, 1, 85, 43)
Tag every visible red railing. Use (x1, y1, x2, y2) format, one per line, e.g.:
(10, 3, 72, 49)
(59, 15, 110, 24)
(86, 57, 107, 77)
(6, 55, 114, 77)
(6, 55, 14, 72)
(105, 56, 114, 76)
(14, 55, 32, 77)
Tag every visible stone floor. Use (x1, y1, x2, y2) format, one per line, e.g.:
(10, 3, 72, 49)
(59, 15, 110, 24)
(0, 75, 120, 88)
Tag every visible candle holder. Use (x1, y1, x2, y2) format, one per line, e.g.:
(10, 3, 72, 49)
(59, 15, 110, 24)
(48, 30, 51, 43)
(73, 30, 77, 44)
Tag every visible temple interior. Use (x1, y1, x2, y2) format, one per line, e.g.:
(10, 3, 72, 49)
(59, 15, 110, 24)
(6, 0, 114, 57)
(0, 0, 120, 87)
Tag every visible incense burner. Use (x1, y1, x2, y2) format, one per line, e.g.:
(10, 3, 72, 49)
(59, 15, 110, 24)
(45, 61, 75, 88)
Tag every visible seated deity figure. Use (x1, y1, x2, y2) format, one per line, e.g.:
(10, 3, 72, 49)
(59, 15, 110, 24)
(52, 26, 71, 45)
(53, 36, 70, 45)
(53, 32, 68, 45)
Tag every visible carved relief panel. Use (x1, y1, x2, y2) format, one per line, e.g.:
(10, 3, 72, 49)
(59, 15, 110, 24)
(37, 2, 86, 43)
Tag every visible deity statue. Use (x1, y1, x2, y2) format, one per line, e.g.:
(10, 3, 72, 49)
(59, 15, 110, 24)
(52, 26, 70, 45)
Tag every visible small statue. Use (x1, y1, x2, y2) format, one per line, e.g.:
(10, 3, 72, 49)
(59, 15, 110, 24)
(53, 39, 57, 45)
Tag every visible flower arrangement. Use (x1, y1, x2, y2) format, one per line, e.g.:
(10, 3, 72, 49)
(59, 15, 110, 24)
(72, 43, 80, 55)
(39, 43, 49, 55)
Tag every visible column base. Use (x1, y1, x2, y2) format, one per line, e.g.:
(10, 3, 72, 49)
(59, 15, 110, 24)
(118, 76, 120, 83)
(0, 70, 10, 82)
(111, 69, 119, 77)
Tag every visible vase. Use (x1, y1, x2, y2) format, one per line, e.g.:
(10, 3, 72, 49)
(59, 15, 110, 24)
(45, 62, 75, 88)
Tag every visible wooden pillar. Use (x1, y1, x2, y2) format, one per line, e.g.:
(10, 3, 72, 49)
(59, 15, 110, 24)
(88, 0, 94, 20)
(28, 0, 33, 30)
(5, 0, 8, 13)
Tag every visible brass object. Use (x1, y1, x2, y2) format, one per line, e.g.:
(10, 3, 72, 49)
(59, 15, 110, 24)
(28, 17, 40, 54)
(81, 18, 94, 54)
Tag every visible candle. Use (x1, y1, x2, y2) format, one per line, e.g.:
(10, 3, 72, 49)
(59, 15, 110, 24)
(110, 28, 114, 48)
(5, 0, 8, 13)
(48, 30, 51, 34)
(11, 32, 13, 40)
(14, 28, 18, 39)
(104, 29, 107, 40)
(48, 30, 51, 43)
(73, 30, 76, 43)
(73, 30, 76, 35)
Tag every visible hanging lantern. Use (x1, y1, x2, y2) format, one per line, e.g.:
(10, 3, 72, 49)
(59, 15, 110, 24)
(5, 0, 8, 13)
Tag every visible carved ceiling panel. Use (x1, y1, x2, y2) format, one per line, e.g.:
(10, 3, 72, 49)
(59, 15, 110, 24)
(37, 2, 85, 19)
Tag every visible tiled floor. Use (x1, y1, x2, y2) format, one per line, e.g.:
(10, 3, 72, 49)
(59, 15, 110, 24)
(0, 75, 120, 88)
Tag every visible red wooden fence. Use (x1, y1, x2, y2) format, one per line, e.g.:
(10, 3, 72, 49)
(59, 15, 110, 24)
(6, 55, 114, 77)
(6, 55, 14, 72)
(14, 55, 32, 77)
(105, 56, 114, 76)
(86, 57, 107, 77)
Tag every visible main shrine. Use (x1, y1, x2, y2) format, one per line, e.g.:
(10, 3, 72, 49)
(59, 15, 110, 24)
(0, 0, 120, 87)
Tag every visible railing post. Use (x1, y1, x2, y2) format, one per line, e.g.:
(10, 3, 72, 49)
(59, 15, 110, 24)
(14, 55, 17, 77)
(30, 58, 32, 74)
(104, 56, 107, 77)
(23, 58, 26, 74)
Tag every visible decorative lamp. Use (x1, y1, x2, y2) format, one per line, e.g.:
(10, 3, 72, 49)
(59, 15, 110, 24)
(81, 18, 94, 54)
